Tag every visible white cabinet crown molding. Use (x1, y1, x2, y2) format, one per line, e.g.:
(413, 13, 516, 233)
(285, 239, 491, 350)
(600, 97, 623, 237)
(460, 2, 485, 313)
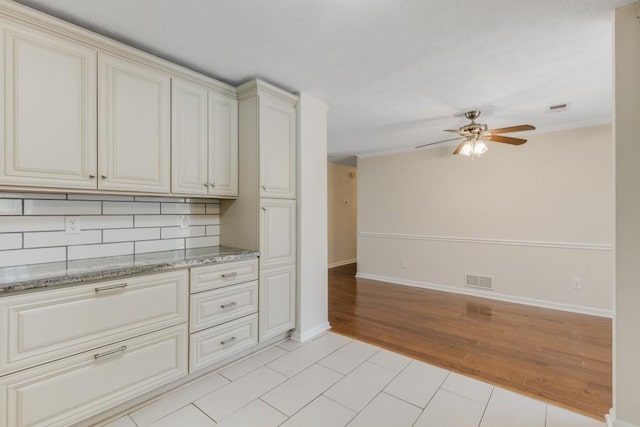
(236, 79, 299, 105)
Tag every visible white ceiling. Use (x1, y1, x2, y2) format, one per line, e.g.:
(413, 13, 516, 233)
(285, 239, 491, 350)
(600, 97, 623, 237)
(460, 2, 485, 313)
(14, 0, 631, 163)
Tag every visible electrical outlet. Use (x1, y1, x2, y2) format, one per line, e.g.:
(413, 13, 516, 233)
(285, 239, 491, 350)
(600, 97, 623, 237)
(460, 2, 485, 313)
(65, 217, 81, 234)
(179, 215, 190, 229)
(401, 259, 408, 269)
(572, 278, 582, 290)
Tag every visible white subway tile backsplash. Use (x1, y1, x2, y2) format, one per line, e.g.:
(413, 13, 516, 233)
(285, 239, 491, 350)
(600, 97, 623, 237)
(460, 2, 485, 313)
(103, 228, 160, 243)
(135, 215, 181, 228)
(0, 247, 66, 267)
(161, 226, 205, 239)
(206, 204, 220, 215)
(161, 203, 206, 215)
(0, 199, 22, 215)
(0, 216, 65, 233)
(24, 200, 102, 216)
(189, 215, 220, 226)
(24, 230, 102, 248)
(68, 194, 134, 201)
(135, 238, 185, 254)
(104, 201, 160, 215)
(186, 236, 220, 249)
(206, 225, 220, 236)
(68, 242, 133, 261)
(0, 234, 22, 250)
(0, 193, 221, 267)
(134, 196, 185, 203)
(0, 192, 65, 199)
(80, 216, 134, 230)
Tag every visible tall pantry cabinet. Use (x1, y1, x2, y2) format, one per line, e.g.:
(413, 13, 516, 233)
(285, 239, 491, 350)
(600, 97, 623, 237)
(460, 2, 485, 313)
(221, 80, 298, 343)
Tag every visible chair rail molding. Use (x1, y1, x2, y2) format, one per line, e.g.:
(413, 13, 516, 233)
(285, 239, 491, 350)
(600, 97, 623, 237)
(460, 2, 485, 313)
(359, 231, 612, 252)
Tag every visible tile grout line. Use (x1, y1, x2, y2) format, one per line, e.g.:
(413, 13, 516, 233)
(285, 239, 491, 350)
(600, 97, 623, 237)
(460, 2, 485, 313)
(477, 386, 495, 427)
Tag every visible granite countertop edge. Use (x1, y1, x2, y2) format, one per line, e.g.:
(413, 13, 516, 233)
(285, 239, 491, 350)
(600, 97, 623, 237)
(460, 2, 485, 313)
(0, 246, 260, 296)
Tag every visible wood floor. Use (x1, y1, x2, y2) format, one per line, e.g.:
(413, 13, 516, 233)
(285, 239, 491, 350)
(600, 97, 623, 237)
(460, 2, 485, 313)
(328, 263, 612, 420)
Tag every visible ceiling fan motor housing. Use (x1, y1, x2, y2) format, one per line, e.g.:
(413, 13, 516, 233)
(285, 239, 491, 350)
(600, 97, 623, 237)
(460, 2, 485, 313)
(464, 110, 482, 121)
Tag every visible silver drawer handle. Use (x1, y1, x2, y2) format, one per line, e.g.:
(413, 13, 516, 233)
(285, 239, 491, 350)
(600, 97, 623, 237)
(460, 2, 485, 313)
(262, 185, 267, 190)
(221, 301, 237, 309)
(220, 336, 237, 346)
(94, 345, 127, 360)
(95, 283, 128, 293)
(221, 272, 238, 278)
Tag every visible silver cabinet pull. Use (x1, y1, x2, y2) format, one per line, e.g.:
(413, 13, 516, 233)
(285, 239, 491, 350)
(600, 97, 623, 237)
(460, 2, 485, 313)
(262, 207, 267, 211)
(89, 173, 96, 179)
(221, 272, 238, 278)
(210, 183, 216, 188)
(262, 185, 267, 190)
(203, 183, 209, 187)
(220, 301, 237, 309)
(95, 283, 127, 293)
(101, 174, 108, 179)
(94, 345, 127, 360)
(220, 337, 237, 345)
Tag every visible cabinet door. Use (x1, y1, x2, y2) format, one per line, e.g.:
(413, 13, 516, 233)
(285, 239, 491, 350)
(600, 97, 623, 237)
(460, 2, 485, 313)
(208, 92, 238, 197)
(172, 78, 208, 195)
(98, 53, 170, 193)
(260, 198, 296, 269)
(189, 314, 257, 373)
(0, 270, 188, 376)
(0, 325, 187, 427)
(0, 22, 97, 190)
(259, 97, 296, 199)
(259, 265, 296, 342)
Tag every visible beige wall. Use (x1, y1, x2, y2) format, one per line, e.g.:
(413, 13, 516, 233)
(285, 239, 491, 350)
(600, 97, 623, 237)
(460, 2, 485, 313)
(328, 162, 357, 267)
(357, 124, 614, 314)
(614, 2, 640, 425)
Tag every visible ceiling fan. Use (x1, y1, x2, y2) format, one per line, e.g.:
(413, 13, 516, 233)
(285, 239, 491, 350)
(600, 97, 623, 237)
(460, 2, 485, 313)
(415, 111, 535, 158)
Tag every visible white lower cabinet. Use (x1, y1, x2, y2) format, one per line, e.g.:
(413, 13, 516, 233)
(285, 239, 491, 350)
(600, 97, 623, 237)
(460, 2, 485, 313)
(190, 259, 258, 293)
(190, 280, 258, 333)
(0, 270, 188, 376)
(0, 324, 188, 427)
(259, 264, 296, 342)
(189, 314, 257, 373)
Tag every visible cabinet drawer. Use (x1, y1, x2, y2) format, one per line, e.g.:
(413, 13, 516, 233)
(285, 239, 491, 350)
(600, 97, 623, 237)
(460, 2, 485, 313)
(190, 314, 257, 373)
(190, 281, 258, 333)
(190, 259, 258, 293)
(0, 270, 188, 376)
(0, 324, 187, 427)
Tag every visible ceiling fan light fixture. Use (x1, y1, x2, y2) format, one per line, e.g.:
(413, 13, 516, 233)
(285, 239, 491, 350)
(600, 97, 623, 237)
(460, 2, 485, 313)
(459, 140, 488, 158)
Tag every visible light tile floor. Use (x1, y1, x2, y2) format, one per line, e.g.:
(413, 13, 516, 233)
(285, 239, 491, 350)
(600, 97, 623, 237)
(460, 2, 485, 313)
(102, 332, 606, 427)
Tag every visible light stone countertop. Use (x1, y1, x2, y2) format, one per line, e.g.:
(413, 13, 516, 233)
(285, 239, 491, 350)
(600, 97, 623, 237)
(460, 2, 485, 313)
(0, 246, 259, 296)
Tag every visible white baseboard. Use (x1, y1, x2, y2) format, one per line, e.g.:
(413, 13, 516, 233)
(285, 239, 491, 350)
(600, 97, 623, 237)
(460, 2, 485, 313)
(328, 258, 357, 268)
(355, 272, 613, 318)
(611, 414, 640, 427)
(291, 321, 331, 343)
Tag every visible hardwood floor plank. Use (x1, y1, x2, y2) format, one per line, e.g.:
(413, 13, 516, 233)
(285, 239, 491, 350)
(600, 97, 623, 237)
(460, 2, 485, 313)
(328, 263, 612, 420)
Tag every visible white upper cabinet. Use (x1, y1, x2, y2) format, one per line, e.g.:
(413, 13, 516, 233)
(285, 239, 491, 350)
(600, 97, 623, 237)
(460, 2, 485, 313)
(260, 198, 296, 268)
(171, 78, 208, 195)
(259, 97, 296, 199)
(0, 22, 97, 190)
(208, 92, 238, 197)
(98, 53, 171, 193)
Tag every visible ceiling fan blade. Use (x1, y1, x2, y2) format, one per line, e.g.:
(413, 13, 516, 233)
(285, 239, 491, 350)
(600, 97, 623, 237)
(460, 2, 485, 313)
(483, 135, 527, 145)
(444, 129, 463, 134)
(485, 125, 535, 134)
(415, 137, 463, 149)
(453, 140, 468, 155)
